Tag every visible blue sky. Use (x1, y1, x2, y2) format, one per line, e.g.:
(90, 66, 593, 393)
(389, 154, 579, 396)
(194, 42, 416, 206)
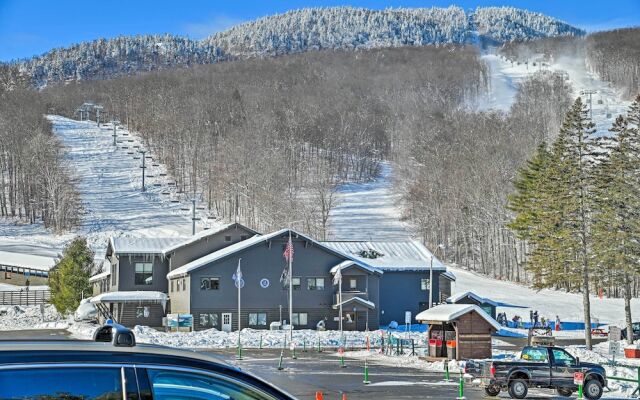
(0, 0, 638, 61)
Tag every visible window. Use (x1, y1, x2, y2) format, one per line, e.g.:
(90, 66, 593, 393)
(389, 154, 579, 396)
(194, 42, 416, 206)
(292, 312, 308, 326)
(349, 278, 357, 290)
(240, 235, 249, 240)
(551, 349, 575, 366)
(291, 277, 301, 290)
(0, 367, 124, 399)
(421, 278, 430, 291)
(111, 263, 116, 286)
(249, 313, 267, 326)
(521, 347, 549, 362)
(199, 313, 219, 328)
(4, 271, 10, 280)
(182, 278, 186, 291)
(147, 369, 271, 400)
(135, 262, 153, 285)
(224, 235, 232, 242)
(176, 279, 181, 292)
(307, 278, 325, 290)
(170, 280, 174, 292)
(136, 306, 150, 318)
(201, 277, 220, 290)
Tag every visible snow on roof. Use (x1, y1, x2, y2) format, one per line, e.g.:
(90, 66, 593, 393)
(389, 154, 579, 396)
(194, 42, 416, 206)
(333, 296, 376, 309)
(442, 271, 457, 281)
(161, 223, 258, 254)
(321, 241, 446, 272)
(0, 251, 56, 272)
(110, 237, 184, 254)
(329, 260, 382, 275)
(415, 304, 501, 330)
(168, 228, 377, 279)
(447, 291, 498, 307)
(90, 291, 168, 304)
(89, 270, 111, 283)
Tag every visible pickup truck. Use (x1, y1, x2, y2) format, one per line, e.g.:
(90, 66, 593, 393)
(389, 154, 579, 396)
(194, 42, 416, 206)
(466, 345, 607, 400)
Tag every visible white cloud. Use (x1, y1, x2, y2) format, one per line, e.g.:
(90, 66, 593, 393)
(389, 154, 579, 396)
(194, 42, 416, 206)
(183, 14, 245, 38)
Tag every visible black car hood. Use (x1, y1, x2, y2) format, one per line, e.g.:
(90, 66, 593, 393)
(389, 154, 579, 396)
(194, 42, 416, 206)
(579, 361, 604, 371)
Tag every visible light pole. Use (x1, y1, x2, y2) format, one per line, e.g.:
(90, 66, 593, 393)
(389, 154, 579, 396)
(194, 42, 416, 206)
(139, 150, 147, 192)
(95, 105, 104, 126)
(192, 198, 197, 235)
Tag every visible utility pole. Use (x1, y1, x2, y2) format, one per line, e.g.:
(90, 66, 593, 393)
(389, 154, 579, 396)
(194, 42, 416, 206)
(139, 150, 147, 192)
(580, 90, 597, 120)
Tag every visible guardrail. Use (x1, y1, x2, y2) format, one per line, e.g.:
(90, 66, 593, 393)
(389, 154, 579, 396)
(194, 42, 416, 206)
(607, 364, 640, 397)
(0, 289, 50, 305)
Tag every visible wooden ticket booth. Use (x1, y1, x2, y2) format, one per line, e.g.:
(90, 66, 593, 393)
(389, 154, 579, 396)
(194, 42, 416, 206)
(416, 304, 500, 360)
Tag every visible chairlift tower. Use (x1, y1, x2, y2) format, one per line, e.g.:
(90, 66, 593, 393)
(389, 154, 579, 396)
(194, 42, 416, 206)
(580, 90, 597, 120)
(111, 119, 119, 146)
(94, 105, 104, 127)
(139, 150, 147, 192)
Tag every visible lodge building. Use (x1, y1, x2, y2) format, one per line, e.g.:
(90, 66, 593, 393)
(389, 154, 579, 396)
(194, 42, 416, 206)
(90, 224, 455, 331)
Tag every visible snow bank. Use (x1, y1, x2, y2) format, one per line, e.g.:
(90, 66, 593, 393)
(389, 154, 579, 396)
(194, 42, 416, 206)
(0, 305, 68, 331)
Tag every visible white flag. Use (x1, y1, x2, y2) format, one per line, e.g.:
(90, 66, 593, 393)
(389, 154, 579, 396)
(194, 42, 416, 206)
(333, 267, 342, 285)
(232, 259, 242, 284)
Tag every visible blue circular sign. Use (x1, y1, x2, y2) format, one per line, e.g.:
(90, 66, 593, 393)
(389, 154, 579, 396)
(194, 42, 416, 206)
(260, 278, 270, 288)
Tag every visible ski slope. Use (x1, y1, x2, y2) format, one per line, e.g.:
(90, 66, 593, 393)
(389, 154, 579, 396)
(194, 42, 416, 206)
(0, 116, 225, 258)
(327, 162, 411, 241)
(476, 51, 632, 135)
(450, 265, 640, 326)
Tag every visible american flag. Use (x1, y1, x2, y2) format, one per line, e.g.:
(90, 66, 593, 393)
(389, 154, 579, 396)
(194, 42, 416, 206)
(283, 236, 294, 262)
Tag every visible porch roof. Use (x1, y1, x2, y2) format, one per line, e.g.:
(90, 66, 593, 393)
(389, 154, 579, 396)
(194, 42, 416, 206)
(333, 296, 376, 310)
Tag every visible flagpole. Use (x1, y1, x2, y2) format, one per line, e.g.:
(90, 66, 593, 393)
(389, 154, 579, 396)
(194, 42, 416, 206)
(339, 272, 343, 340)
(288, 230, 293, 343)
(237, 258, 242, 360)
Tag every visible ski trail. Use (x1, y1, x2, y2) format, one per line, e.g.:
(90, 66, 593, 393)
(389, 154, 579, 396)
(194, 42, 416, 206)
(0, 116, 222, 257)
(327, 162, 411, 241)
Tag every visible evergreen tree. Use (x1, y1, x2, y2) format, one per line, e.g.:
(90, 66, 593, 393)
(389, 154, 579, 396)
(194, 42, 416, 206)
(553, 97, 597, 349)
(592, 95, 640, 343)
(49, 237, 94, 315)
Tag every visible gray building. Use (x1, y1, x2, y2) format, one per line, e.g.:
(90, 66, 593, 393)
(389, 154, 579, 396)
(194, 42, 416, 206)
(90, 223, 257, 327)
(321, 241, 455, 326)
(167, 229, 382, 332)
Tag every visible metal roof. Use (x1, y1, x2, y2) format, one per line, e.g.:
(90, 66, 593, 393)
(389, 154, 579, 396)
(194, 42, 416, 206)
(110, 237, 184, 254)
(321, 241, 446, 272)
(0, 251, 57, 272)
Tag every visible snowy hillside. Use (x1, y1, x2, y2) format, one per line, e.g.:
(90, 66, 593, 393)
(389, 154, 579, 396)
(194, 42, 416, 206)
(0, 117, 226, 258)
(13, 6, 583, 85)
(450, 265, 640, 326)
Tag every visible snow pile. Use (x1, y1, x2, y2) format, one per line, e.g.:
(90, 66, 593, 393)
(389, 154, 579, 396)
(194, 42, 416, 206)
(0, 305, 68, 330)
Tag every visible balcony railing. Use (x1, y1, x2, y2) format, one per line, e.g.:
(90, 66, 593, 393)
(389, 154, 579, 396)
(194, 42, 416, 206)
(335, 291, 368, 304)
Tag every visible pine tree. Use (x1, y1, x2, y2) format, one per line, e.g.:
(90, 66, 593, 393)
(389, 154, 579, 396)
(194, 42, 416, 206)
(592, 95, 640, 343)
(49, 237, 94, 315)
(552, 97, 597, 349)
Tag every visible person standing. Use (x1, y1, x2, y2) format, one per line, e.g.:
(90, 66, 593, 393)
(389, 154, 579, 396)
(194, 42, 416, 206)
(555, 315, 561, 331)
(533, 310, 539, 327)
(529, 310, 534, 325)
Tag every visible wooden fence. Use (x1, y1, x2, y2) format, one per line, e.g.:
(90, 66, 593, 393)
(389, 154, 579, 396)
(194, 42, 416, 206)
(0, 289, 50, 305)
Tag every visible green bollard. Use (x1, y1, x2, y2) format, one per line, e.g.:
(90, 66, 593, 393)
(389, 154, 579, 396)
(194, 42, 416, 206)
(303, 338, 307, 352)
(456, 370, 465, 400)
(292, 344, 297, 360)
(363, 358, 371, 384)
(317, 337, 322, 353)
(578, 383, 583, 399)
(340, 355, 346, 368)
(236, 334, 243, 360)
(277, 350, 284, 370)
(259, 335, 263, 349)
(444, 362, 450, 382)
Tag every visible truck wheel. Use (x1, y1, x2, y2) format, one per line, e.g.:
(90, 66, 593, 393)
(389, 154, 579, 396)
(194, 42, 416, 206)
(485, 385, 500, 396)
(508, 379, 528, 399)
(557, 388, 573, 397)
(584, 379, 603, 400)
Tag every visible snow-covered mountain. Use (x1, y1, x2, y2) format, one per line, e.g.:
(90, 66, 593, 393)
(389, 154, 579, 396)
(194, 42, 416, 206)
(12, 6, 583, 86)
